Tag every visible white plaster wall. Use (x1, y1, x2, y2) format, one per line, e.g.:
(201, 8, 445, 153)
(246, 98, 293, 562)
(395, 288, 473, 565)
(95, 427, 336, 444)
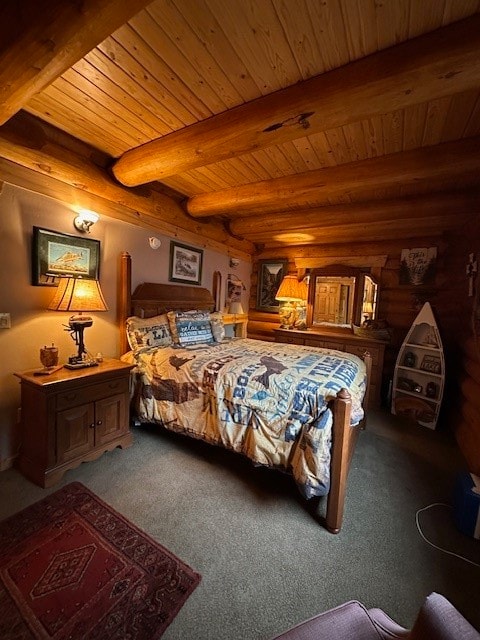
(0, 184, 251, 467)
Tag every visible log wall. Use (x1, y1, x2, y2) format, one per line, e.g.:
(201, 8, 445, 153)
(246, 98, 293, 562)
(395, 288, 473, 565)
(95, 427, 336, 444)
(435, 220, 480, 475)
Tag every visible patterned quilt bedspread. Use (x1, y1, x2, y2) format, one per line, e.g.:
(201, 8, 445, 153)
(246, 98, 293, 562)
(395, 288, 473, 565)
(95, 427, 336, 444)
(124, 338, 366, 499)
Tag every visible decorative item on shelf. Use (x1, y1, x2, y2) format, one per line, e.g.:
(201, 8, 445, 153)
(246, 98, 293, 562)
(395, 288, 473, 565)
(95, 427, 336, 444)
(275, 275, 307, 330)
(426, 381, 438, 398)
(413, 384, 423, 394)
(420, 354, 441, 374)
(73, 209, 99, 234)
(48, 277, 108, 369)
(421, 325, 439, 348)
(398, 377, 415, 391)
(403, 351, 417, 368)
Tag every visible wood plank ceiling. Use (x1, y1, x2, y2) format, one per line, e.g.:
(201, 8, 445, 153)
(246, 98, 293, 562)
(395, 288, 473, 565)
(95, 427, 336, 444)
(2, 0, 480, 249)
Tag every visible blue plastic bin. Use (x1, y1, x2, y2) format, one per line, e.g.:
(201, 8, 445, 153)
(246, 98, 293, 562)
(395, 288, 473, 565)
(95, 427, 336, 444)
(453, 473, 480, 540)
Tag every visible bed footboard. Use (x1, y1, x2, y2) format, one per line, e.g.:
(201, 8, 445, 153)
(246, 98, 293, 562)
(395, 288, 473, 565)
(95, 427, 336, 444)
(326, 352, 371, 533)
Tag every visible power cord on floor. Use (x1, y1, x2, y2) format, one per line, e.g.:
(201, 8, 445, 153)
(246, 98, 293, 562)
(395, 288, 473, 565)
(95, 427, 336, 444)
(415, 503, 480, 568)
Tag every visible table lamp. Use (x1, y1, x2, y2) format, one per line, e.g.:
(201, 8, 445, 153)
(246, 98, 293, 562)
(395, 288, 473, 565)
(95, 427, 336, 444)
(362, 301, 374, 323)
(48, 277, 108, 369)
(275, 275, 306, 329)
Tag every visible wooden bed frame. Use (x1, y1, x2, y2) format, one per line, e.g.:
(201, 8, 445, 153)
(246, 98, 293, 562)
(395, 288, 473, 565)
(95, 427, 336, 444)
(118, 251, 371, 533)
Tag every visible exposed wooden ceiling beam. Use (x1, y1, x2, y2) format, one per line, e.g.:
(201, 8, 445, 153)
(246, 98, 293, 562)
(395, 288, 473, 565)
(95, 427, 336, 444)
(261, 214, 465, 248)
(186, 137, 480, 218)
(0, 114, 253, 257)
(229, 192, 477, 240)
(0, 0, 151, 126)
(112, 15, 480, 186)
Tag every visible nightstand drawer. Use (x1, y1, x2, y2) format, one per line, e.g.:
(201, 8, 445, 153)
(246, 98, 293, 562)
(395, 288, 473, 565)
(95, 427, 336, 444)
(56, 376, 129, 410)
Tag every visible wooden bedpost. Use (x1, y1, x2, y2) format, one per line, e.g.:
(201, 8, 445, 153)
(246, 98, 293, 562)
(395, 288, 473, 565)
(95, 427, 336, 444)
(362, 351, 372, 428)
(118, 251, 131, 355)
(326, 388, 353, 534)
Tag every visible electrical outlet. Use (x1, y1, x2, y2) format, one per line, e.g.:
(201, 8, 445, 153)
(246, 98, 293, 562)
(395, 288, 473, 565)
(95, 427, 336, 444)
(0, 313, 11, 328)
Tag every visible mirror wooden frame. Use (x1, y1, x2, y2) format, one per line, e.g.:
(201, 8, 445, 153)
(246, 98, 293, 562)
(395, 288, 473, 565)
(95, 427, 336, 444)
(306, 265, 377, 329)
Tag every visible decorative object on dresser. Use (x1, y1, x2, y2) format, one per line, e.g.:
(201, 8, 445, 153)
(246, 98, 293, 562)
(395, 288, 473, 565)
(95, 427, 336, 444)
(32, 226, 100, 286)
(391, 302, 445, 429)
(169, 240, 203, 285)
(275, 274, 308, 329)
(48, 277, 108, 369)
(0, 482, 201, 640)
(14, 359, 134, 487)
(39, 344, 58, 369)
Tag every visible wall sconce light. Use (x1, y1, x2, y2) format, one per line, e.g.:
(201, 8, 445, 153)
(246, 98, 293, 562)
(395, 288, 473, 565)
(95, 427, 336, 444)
(74, 209, 99, 233)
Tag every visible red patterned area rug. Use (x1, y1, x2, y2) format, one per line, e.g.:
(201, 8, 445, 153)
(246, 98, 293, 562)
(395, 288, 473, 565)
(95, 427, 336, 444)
(0, 482, 201, 639)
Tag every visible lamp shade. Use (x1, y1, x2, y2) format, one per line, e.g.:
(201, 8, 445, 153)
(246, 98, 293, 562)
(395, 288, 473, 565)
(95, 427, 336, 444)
(275, 275, 305, 302)
(48, 277, 108, 312)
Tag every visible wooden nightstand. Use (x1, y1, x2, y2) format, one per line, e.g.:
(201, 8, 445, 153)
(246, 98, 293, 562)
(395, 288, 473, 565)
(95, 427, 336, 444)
(14, 358, 134, 488)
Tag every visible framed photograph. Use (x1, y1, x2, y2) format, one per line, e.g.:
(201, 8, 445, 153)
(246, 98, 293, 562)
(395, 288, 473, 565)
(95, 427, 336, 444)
(32, 227, 100, 286)
(169, 240, 203, 285)
(256, 258, 288, 312)
(420, 354, 441, 374)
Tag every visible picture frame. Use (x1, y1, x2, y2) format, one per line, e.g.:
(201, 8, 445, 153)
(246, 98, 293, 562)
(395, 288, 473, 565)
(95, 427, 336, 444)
(256, 258, 288, 312)
(420, 354, 441, 374)
(32, 226, 100, 286)
(169, 240, 203, 285)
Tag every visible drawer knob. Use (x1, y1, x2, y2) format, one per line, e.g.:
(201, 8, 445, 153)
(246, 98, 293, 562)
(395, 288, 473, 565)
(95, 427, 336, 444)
(89, 423, 95, 429)
(96, 420, 103, 426)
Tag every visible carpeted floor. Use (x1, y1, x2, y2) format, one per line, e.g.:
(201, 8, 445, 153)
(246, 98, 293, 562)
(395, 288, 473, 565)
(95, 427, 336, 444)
(1, 409, 479, 639)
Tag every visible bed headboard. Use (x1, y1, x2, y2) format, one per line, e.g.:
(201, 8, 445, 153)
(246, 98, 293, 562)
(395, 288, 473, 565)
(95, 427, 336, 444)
(118, 252, 215, 354)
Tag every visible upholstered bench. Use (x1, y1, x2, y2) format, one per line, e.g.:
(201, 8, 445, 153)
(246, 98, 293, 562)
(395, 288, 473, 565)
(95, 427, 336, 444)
(271, 592, 480, 640)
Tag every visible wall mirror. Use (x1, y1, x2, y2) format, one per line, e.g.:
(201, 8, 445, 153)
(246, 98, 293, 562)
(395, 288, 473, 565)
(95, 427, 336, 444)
(306, 266, 378, 328)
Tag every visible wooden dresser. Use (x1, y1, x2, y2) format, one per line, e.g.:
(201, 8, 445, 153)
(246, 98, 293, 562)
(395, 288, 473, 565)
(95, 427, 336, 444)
(274, 328, 387, 408)
(14, 358, 134, 488)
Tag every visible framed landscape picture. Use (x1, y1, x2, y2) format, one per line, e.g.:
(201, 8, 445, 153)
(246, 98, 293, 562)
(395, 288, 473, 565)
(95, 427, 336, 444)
(256, 259, 288, 312)
(32, 227, 100, 286)
(169, 240, 203, 285)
